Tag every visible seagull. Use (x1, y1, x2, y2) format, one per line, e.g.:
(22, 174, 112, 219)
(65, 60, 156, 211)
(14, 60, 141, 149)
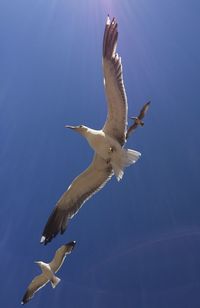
(40, 16, 142, 245)
(126, 101, 150, 139)
(21, 241, 76, 304)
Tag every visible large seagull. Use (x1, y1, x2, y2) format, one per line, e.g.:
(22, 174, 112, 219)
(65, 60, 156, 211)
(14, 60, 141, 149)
(41, 16, 141, 245)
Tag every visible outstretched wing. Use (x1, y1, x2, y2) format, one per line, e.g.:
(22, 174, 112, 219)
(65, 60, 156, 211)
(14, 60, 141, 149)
(126, 122, 138, 139)
(49, 241, 76, 273)
(41, 154, 113, 245)
(138, 101, 151, 120)
(102, 16, 128, 146)
(21, 274, 48, 305)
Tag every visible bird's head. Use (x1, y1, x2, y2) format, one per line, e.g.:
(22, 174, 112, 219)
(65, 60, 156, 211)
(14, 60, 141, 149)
(65, 125, 88, 136)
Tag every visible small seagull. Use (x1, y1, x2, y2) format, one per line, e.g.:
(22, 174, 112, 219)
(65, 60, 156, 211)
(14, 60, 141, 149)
(21, 241, 76, 305)
(40, 16, 145, 245)
(126, 101, 150, 139)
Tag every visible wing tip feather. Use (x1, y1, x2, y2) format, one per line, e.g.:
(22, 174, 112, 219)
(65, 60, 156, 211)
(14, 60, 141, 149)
(106, 15, 110, 25)
(21, 292, 29, 305)
(103, 15, 118, 59)
(41, 207, 68, 245)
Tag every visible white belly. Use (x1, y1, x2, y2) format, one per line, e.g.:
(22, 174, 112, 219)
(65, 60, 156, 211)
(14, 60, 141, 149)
(83, 128, 140, 181)
(86, 131, 121, 160)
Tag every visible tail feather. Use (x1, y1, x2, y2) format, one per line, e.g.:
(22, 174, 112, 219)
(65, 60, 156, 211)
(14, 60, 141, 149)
(111, 163, 124, 181)
(51, 276, 61, 288)
(124, 149, 141, 166)
(112, 148, 141, 181)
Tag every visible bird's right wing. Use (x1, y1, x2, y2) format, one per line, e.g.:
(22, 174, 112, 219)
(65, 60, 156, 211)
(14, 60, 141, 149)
(49, 241, 76, 273)
(126, 122, 138, 139)
(21, 274, 48, 305)
(138, 101, 151, 120)
(41, 154, 113, 245)
(102, 16, 128, 146)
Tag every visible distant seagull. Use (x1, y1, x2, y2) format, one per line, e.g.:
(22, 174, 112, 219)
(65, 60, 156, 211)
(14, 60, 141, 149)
(21, 241, 76, 304)
(126, 101, 151, 139)
(41, 16, 142, 245)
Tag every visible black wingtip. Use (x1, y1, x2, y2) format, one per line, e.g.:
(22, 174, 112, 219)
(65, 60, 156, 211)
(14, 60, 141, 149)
(21, 296, 28, 305)
(66, 240, 76, 248)
(40, 207, 68, 245)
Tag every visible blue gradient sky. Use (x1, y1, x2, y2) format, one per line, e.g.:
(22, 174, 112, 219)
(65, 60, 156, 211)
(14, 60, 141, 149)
(0, 0, 200, 307)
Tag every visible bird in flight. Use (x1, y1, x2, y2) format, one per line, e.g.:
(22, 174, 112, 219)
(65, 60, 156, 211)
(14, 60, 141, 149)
(126, 101, 150, 139)
(41, 16, 142, 245)
(21, 241, 76, 304)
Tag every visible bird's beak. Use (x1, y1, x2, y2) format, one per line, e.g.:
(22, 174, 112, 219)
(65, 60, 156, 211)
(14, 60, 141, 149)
(34, 261, 40, 264)
(65, 125, 78, 130)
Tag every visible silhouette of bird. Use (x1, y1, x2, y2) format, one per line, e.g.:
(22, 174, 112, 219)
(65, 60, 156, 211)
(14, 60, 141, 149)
(126, 101, 150, 139)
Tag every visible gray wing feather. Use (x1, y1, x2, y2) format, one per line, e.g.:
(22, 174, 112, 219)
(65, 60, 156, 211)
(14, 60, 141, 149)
(41, 154, 113, 244)
(49, 241, 76, 273)
(102, 16, 128, 146)
(21, 274, 48, 304)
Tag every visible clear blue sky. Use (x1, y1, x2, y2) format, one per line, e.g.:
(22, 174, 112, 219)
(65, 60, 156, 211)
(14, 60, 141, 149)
(0, 0, 200, 307)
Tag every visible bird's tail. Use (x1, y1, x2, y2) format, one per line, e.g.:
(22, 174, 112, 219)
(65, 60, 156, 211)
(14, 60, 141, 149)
(51, 276, 61, 288)
(123, 149, 141, 167)
(112, 148, 141, 181)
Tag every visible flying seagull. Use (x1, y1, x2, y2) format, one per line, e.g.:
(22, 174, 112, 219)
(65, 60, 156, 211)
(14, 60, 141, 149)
(126, 101, 150, 139)
(40, 16, 142, 245)
(21, 241, 76, 304)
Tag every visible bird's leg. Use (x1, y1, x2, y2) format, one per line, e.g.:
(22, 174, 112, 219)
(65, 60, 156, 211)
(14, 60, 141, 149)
(106, 146, 116, 164)
(108, 146, 116, 153)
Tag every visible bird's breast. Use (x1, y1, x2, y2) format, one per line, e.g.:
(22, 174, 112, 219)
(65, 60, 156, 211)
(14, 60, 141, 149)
(86, 132, 120, 160)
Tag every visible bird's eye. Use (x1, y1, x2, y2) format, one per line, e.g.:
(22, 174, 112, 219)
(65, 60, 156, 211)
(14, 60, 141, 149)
(79, 125, 83, 128)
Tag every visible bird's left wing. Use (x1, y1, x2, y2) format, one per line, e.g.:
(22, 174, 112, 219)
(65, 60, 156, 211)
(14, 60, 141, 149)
(126, 122, 138, 139)
(102, 16, 128, 146)
(41, 154, 113, 245)
(138, 101, 151, 120)
(21, 274, 48, 304)
(49, 241, 76, 273)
